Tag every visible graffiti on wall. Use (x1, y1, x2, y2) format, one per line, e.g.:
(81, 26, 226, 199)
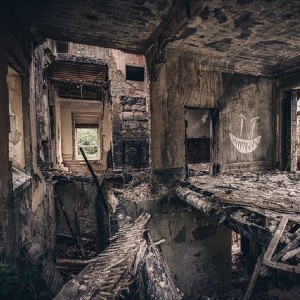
(229, 114, 261, 154)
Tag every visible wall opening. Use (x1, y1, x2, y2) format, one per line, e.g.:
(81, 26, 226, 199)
(125, 65, 145, 82)
(76, 128, 99, 160)
(281, 90, 298, 171)
(7, 66, 26, 171)
(185, 108, 211, 176)
(56, 41, 69, 53)
(73, 113, 100, 161)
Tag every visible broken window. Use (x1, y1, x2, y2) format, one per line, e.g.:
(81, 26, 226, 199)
(7, 66, 25, 171)
(125, 65, 145, 81)
(7, 66, 32, 195)
(74, 114, 100, 160)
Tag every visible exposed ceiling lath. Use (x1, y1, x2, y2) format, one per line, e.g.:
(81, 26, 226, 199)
(48, 61, 109, 100)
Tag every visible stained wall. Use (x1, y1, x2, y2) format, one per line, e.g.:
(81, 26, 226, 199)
(150, 52, 274, 182)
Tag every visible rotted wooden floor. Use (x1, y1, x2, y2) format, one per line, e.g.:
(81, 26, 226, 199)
(176, 171, 300, 299)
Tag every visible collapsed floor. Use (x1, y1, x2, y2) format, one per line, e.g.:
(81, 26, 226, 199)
(48, 169, 300, 300)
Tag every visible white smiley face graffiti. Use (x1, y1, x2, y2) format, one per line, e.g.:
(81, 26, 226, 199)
(229, 114, 261, 154)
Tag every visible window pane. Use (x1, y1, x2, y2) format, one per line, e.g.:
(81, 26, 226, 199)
(77, 128, 99, 159)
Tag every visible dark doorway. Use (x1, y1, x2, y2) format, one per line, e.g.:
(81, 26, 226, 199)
(281, 92, 291, 171)
(281, 90, 299, 171)
(185, 108, 211, 175)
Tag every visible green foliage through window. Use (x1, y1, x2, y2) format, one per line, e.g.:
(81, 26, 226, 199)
(77, 128, 99, 159)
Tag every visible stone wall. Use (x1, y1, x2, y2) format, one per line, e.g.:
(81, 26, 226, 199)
(113, 96, 149, 169)
(49, 42, 151, 171)
(110, 49, 150, 170)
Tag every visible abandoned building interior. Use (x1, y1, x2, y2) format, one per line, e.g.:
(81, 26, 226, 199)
(3, 0, 300, 299)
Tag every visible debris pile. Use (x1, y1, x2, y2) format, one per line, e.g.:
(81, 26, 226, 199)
(54, 209, 182, 300)
(176, 171, 300, 299)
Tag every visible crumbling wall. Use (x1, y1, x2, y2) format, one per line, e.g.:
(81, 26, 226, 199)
(113, 96, 150, 169)
(0, 2, 57, 269)
(110, 49, 150, 170)
(119, 194, 231, 299)
(149, 210, 231, 298)
(149, 53, 274, 182)
(51, 43, 149, 171)
(54, 181, 99, 239)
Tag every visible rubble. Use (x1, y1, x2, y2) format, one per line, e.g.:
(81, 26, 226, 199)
(176, 171, 300, 299)
(53, 187, 183, 300)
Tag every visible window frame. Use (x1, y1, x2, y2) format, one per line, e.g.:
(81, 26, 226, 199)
(72, 112, 101, 162)
(75, 127, 100, 161)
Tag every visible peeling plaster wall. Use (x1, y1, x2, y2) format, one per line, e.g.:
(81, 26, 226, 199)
(53, 88, 63, 166)
(150, 53, 274, 182)
(0, 3, 57, 267)
(120, 195, 231, 299)
(55, 182, 100, 239)
(149, 211, 231, 298)
(185, 109, 211, 138)
(7, 66, 25, 171)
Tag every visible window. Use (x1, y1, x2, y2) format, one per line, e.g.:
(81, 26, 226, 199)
(7, 66, 32, 195)
(76, 128, 99, 160)
(7, 66, 25, 171)
(56, 41, 69, 53)
(125, 65, 145, 81)
(73, 114, 100, 160)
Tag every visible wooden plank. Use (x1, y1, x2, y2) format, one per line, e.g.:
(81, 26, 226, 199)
(273, 234, 300, 262)
(176, 186, 273, 247)
(263, 217, 288, 262)
(242, 254, 263, 300)
(282, 247, 300, 262)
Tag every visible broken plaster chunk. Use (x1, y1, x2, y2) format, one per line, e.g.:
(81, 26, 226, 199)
(289, 191, 297, 197)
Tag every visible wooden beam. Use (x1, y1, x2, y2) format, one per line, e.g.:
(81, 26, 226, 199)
(176, 186, 272, 247)
(242, 254, 263, 300)
(263, 217, 288, 262)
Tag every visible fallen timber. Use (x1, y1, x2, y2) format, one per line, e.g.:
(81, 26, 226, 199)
(176, 183, 273, 248)
(177, 173, 300, 298)
(176, 173, 300, 275)
(54, 213, 151, 300)
(54, 208, 183, 300)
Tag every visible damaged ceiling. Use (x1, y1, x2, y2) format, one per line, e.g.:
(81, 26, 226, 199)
(29, 0, 300, 75)
(48, 60, 108, 100)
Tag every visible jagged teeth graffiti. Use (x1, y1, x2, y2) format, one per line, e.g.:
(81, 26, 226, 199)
(229, 114, 261, 154)
(229, 133, 261, 154)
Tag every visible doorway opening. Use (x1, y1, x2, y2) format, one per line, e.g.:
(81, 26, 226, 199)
(185, 108, 211, 176)
(281, 90, 300, 171)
